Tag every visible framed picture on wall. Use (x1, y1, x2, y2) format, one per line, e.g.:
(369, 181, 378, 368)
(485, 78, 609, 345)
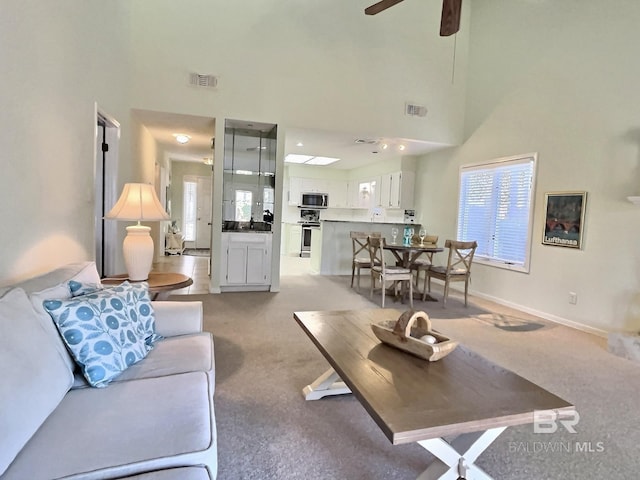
(542, 192, 587, 249)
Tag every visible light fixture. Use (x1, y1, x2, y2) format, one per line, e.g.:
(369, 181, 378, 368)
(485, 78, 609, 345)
(105, 183, 170, 281)
(398, 144, 406, 151)
(296, 142, 304, 147)
(173, 133, 191, 144)
(305, 156, 340, 166)
(285, 154, 339, 166)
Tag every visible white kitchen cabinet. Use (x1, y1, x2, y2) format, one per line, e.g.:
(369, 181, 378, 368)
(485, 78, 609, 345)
(287, 224, 302, 256)
(379, 171, 414, 209)
(288, 177, 302, 206)
(327, 179, 348, 208)
(346, 179, 359, 208)
(221, 233, 272, 287)
(301, 177, 329, 193)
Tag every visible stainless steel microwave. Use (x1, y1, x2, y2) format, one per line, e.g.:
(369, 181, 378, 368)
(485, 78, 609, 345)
(299, 192, 328, 209)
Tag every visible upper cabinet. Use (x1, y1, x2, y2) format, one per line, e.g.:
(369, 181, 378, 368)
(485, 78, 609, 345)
(223, 120, 277, 226)
(379, 171, 414, 209)
(287, 167, 415, 210)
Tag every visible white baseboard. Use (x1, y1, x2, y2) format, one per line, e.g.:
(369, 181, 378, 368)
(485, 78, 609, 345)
(469, 289, 608, 338)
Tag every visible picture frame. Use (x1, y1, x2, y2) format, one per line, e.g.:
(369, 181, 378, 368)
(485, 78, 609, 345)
(542, 192, 587, 249)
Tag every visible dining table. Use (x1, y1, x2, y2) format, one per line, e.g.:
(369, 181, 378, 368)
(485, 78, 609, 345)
(383, 241, 444, 302)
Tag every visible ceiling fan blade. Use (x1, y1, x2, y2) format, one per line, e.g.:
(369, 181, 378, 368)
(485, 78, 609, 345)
(440, 0, 462, 36)
(365, 0, 404, 16)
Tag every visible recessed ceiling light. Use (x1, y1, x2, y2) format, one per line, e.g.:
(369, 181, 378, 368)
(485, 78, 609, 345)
(381, 143, 389, 150)
(296, 142, 304, 147)
(285, 154, 313, 164)
(173, 134, 191, 144)
(285, 154, 340, 166)
(305, 156, 340, 166)
(398, 144, 406, 151)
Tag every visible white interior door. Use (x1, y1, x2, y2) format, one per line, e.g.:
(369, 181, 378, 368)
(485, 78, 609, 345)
(196, 175, 212, 249)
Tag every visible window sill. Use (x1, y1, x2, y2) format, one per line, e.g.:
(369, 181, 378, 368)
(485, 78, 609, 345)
(475, 257, 529, 273)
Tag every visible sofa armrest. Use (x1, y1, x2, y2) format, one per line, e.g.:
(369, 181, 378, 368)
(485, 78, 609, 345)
(152, 301, 203, 337)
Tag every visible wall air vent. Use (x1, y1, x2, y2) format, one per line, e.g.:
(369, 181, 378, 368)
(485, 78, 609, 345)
(189, 73, 218, 88)
(354, 138, 378, 144)
(405, 103, 428, 117)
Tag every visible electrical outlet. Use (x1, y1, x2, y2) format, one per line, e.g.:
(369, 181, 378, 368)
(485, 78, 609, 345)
(569, 292, 578, 305)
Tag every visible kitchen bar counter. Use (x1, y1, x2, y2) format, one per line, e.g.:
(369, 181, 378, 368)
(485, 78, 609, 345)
(321, 220, 417, 226)
(312, 220, 422, 276)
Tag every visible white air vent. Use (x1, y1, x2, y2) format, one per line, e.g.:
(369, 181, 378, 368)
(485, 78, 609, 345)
(354, 138, 378, 145)
(189, 73, 218, 88)
(405, 103, 427, 117)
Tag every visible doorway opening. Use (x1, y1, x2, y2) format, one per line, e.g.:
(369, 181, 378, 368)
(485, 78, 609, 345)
(94, 107, 119, 277)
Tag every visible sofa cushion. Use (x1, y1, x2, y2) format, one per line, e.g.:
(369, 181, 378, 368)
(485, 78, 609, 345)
(43, 284, 159, 387)
(71, 332, 215, 392)
(117, 467, 212, 480)
(1, 372, 217, 480)
(0, 288, 73, 476)
(27, 282, 77, 373)
(21, 262, 104, 374)
(113, 332, 214, 384)
(13, 262, 101, 295)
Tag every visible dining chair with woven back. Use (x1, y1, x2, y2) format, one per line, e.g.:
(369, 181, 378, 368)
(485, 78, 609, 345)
(409, 235, 440, 299)
(368, 236, 413, 308)
(350, 231, 381, 292)
(425, 239, 477, 306)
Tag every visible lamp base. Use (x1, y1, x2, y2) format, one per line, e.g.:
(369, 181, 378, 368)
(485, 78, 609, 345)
(123, 224, 154, 281)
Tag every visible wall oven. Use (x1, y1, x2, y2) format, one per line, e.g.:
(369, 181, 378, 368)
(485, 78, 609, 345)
(299, 192, 328, 209)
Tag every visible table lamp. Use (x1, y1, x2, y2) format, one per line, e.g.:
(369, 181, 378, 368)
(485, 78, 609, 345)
(105, 183, 170, 281)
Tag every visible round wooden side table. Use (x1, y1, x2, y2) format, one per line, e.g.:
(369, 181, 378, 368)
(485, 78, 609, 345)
(101, 272, 193, 300)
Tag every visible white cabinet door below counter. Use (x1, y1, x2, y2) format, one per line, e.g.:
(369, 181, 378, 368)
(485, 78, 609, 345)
(222, 233, 272, 286)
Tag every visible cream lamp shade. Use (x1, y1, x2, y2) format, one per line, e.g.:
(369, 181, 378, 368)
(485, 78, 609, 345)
(105, 183, 170, 281)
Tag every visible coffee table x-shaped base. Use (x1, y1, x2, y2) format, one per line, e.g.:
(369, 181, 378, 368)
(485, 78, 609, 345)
(303, 367, 505, 480)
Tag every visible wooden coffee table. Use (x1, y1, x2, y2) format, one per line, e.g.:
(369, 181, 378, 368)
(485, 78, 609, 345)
(102, 272, 193, 300)
(294, 309, 575, 480)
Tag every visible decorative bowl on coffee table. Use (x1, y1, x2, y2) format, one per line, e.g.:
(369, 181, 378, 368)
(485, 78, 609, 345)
(371, 310, 458, 361)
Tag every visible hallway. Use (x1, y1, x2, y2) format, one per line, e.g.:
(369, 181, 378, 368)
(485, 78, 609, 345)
(153, 253, 211, 295)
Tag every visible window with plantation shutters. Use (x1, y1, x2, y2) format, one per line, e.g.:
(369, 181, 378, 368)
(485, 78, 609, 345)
(457, 154, 537, 273)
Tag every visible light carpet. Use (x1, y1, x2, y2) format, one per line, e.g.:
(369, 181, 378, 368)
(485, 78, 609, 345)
(171, 274, 640, 479)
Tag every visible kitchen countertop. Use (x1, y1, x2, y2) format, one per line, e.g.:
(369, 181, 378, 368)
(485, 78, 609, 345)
(321, 220, 420, 226)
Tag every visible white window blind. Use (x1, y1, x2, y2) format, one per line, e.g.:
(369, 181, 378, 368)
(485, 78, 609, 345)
(457, 154, 536, 272)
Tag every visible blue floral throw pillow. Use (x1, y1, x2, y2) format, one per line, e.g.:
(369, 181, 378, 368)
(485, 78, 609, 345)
(69, 280, 102, 297)
(43, 283, 160, 387)
(116, 281, 163, 346)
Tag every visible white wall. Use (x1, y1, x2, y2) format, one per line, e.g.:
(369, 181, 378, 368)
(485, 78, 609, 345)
(127, 0, 469, 146)
(415, 0, 640, 333)
(0, 1, 132, 283)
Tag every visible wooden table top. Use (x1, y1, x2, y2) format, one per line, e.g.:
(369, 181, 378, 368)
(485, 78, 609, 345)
(102, 272, 193, 293)
(294, 308, 575, 445)
(383, 243, 444, 267)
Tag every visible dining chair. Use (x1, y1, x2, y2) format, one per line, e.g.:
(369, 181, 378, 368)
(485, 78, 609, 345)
(425, 239, 477, 306)
(409, 235, 439, 296)
(368, 236, 413, 308)
(350, 231, 381, 292)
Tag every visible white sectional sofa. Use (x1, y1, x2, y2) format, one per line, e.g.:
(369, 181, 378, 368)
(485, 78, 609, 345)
(0, 262, 217, 480)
